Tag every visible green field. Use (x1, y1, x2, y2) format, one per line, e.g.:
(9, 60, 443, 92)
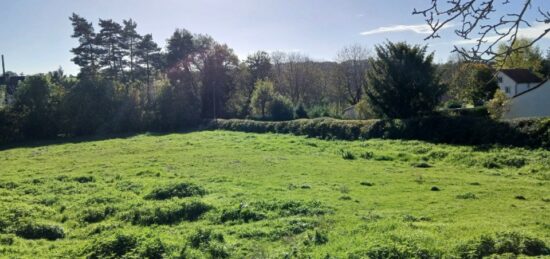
(0, 131, 549, 258)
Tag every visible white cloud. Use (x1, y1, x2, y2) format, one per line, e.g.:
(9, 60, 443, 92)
(454, 23, 550, 45)
(360, 23, 453, 36)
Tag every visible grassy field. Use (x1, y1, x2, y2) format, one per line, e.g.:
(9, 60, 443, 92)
(0, 130, 549, 258)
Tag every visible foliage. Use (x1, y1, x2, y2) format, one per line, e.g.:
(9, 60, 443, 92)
(487, 89, 511, 120)
(449, 63, 499, 105)
(294, 103, 308, 119)
(210, 117, 550, 148)
(250, 80, 276, 118)
(496, 38, 544, 74)
(269, 94, 294, 121)
(144, 182, 207, 200)
(365, 42, 444, 118)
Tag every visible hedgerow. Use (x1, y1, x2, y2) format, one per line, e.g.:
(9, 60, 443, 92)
(207, 117, 550, 148)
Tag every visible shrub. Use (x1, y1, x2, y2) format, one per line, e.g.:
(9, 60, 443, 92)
(294, 103, 308, 119)
(86, 232, 139, 258)
(305, 230, 328, 245)
(269, 95, 294, 121)
(139, 238, 166, 259)
(144, 182, 206, 200)
(219, 207, 266, 223)
(360, 181, 374, 186)
(14, 222, 65, 240)
(207, 117, 550, 149)
(339, 149, 355, 160)
(123, 200, 211, 225)
(455, 232, 549, 258)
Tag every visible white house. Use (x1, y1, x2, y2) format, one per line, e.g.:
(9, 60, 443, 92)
(496, 69, 543, 97)
(496, 69, 550, 119)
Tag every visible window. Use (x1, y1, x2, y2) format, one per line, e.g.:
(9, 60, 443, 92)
(498, 76, 503, 83)
(505, 87, 510, 94)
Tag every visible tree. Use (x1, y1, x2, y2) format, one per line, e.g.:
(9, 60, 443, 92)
(165, 29, 195, 69)
(414, 0, 550, 61)
(335, 45, 369, 105)
(251, 80, 276, 118)
(449, 63, 498, 105)
(496, 38, 543, 73)
(97, 19, 124, 80)
(13, 75, 57, 138)
(121, 19, 142, 81)
(242, 51, 272, 115)
(135, 34, 161, 101)
(200, 43, 239, 118)
(365, 42, 444, 118)
(69, 13, 100, 77)
(269, 94, 294, 121)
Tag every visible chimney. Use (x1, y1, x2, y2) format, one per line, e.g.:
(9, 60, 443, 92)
(1, 55, 5, 77)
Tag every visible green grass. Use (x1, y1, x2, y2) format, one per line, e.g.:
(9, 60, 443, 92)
(0, 130, 549, 258)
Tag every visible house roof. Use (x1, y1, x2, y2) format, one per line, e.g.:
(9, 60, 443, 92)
(499, 69, 542, 84)
(513, 79, 548, 98)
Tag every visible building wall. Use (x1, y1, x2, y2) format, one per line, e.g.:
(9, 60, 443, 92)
(503, 81, 550, 119)
(496, 72, 517, 97)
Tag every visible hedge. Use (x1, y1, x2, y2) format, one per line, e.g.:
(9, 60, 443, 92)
(207, 117, 550, 149)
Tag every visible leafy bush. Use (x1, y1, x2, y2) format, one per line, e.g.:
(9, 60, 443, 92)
(294, 103, 308, 119)
(73, 175, 95, 183)
(339, 149, 355, 160)
(188, 229, 224, 249)
(14, 222, 65, 240)
(86, 232, 139, 258)
(144, 182, 206, 200)
(208, 117, 550, 148)
(123, 200, 211, 225)
(269, 95, 294, 121)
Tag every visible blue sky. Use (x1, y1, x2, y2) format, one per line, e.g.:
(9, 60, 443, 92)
(1, 0, 549, 75)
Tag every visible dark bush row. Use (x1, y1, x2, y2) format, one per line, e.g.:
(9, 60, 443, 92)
(207, 117, 550, 148)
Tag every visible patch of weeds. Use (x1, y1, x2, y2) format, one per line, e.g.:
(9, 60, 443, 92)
(360, 151, 374, 160)
(0, 235, 15, 246)
(373, 155, 394, 161)
(115, 181, 142, 194)
(364, 243, 441, 258)
(0, 181, 18, 189)
(85, 232, 138, 258)
(339, 185, 350, 194)
(253, 200, 330, 217)
(304, 230, 328, 245)
(456, 232, 549, 258)
(187, 229, 229, 258)
(427, 151, 448, 160)
(136, 170, 161, 177)
(80, 206, 116, 223)
(456, 192, 477, 199)
(514, 195, 526, 200)
(430, 186, 440, 191)
(144, 182, 206, 200)
(411, 162, 432, 168)
(219, 206, 266, 223)
(122, 200, 211, 225)
(300, 184, 311, 189)
(339, 149, 355, 160)
(469, 182, 481, 186)
(14, 222, 65, 240)
(73, 175, 95, 183)
(360, 181, 374, 186)
(403, 214, 431, 222)
(339, 196, 352, 201)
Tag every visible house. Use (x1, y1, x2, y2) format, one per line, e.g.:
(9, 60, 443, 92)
(495, 69, 550, 119)
(496, 69, 542, 97)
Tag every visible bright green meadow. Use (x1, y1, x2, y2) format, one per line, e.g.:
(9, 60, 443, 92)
(0, 130, 549, 258)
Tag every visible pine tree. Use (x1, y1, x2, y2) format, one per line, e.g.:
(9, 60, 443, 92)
(135, 34, 160, 100)
(121, 19, 142, 81)
(97, 19, 123, 80)
(69, 13, 100, 77)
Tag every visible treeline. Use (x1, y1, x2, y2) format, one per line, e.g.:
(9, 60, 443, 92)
(1, 14, 549, 144)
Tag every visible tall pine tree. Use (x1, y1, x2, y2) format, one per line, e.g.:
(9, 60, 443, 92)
(69, 13, 100, 77)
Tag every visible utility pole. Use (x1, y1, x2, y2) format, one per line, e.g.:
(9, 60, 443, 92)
(1, 54, 5, 77)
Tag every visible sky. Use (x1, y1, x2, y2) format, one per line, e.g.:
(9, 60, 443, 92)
(1, 0, 549, 76)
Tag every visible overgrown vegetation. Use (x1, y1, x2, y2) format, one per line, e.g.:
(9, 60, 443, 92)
(0, 131, 548, 257)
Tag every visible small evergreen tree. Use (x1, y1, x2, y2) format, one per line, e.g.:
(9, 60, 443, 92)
(365, 42, 444, 118)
